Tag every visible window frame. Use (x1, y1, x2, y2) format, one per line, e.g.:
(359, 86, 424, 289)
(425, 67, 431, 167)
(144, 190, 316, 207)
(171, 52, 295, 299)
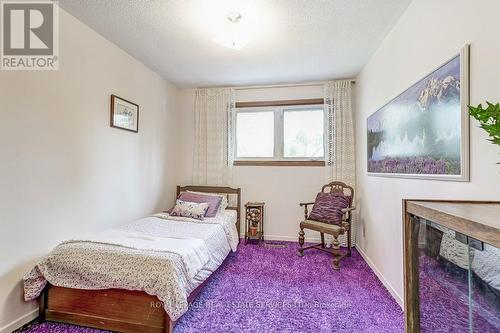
(234, 102, 325, 166)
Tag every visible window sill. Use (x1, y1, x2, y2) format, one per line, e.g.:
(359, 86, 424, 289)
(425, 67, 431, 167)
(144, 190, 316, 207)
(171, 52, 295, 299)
(233, 160, 325, 167)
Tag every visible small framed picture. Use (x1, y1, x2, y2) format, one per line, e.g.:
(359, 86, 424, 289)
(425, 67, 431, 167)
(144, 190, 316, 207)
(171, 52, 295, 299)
(110, 94, 139, 132)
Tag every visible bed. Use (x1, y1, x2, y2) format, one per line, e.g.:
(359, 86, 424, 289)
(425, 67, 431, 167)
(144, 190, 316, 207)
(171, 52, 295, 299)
(23, 185, 241, 333)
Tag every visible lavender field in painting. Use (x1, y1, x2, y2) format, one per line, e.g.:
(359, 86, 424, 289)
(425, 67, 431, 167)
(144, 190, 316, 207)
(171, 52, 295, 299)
(367, 55, 462, 176)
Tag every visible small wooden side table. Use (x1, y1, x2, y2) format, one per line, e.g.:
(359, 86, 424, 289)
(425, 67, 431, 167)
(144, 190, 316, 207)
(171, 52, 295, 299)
(244, 202, 264, 244)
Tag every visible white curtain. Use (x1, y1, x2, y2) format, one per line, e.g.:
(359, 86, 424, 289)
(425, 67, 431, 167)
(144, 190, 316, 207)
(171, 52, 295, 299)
(193, 88, 235, 185)
(324, 80, 356, 246)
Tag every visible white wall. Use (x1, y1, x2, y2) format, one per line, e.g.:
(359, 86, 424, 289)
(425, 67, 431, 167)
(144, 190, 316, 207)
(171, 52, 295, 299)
(0, 9, 179, 332)
(355, 0, 500, 305)
(176, 85, 329, 241)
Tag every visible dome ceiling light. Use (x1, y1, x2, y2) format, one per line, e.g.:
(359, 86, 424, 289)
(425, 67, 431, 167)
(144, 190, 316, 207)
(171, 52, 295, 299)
(213, 11, 250, 50)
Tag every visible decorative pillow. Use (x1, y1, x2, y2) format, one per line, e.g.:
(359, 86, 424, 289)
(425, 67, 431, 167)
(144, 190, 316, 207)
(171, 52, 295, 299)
(187, 191, 228, 212)
(308, 192, 351, 225)
(176, 192, 222, 217)
(169, 200, 209, 220)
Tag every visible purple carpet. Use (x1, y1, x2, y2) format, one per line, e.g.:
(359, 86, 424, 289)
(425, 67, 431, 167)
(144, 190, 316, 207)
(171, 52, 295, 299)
(17, 241, 404, 333)
(419, 254, 500, 332)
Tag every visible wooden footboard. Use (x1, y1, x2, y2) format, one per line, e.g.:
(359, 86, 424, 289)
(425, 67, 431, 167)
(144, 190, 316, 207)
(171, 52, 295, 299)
(40, 286, 174, 333)
(39, 255, 224, 333)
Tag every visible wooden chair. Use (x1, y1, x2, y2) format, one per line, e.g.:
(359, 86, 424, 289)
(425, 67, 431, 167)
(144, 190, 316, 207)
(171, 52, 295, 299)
(298, 181, 356, 270)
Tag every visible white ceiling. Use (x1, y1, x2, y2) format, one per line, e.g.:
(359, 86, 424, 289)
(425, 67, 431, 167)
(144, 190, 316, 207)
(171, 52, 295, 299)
(59, 0, 412, 88)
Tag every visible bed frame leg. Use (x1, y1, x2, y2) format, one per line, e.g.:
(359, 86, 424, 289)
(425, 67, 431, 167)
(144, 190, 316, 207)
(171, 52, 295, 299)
(39, 286, 48, 321)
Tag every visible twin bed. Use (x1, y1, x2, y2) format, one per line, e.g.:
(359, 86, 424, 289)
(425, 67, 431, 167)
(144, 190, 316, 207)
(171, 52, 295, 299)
(23, 186, 241, 333)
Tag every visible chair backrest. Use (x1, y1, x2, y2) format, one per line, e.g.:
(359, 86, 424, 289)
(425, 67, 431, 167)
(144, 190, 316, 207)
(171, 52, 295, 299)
(305, 181, 354, 223)
(321, 181, 354, 208)
(321, 182, 354, 198)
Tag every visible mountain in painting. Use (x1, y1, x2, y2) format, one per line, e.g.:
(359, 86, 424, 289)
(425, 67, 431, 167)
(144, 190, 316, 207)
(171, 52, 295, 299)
(417, 76, 460, 111)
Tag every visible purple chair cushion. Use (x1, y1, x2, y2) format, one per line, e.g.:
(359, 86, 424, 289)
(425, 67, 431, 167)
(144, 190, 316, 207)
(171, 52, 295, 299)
(308, 192, 351, 225)
(168, 192, 222, 217)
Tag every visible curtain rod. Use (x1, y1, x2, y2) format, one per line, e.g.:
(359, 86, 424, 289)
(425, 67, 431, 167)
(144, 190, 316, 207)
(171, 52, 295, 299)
(197, 80, 356, 90)
(233, 79, 355, 91)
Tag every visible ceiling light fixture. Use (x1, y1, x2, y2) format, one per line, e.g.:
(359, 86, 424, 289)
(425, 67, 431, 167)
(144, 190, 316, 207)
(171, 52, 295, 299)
(227, 11, 242, 23)
(213, 11, 250, 50)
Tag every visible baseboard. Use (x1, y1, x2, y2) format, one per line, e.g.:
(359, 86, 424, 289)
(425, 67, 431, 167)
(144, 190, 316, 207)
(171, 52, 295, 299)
(240, 234, 321, 243)
(355, 245, 404, 309)
(0, 309, 38, 333)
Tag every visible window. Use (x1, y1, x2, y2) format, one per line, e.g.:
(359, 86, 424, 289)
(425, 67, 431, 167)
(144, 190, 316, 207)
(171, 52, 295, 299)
(236, 111, 274, 158)
(234, 103, 325, 165)
(283, 109, 324, 158)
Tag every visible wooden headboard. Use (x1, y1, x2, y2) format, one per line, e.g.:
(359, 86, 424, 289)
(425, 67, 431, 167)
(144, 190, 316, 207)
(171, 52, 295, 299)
(176, 185, 241, 233)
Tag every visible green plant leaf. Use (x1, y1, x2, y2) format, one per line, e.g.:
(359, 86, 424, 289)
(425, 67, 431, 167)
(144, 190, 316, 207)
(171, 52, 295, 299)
(469, 102, 500, 165)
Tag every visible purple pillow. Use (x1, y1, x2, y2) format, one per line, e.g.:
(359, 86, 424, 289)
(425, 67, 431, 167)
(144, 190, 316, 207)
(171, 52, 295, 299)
(308, 192, 351, 225)
(170, 192, 222, 217)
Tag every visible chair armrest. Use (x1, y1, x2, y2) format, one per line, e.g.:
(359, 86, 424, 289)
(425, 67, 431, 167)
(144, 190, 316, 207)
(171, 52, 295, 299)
(341, 206, 356, 224)
(299, 202, 315, 219)
(341, 207, 356, 213)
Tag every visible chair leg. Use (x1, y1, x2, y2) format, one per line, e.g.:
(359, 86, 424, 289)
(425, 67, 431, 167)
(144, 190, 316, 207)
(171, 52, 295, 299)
(298, 227, 305, 257)
(332, 235, 340, 270)
(320, 233, 325, 248)
(347, 226, 352, 257)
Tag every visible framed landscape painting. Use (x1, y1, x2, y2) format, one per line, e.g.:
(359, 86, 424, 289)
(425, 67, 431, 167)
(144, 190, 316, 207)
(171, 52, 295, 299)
(367, 45, 470, 181)
(110, 95, 139, 133)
